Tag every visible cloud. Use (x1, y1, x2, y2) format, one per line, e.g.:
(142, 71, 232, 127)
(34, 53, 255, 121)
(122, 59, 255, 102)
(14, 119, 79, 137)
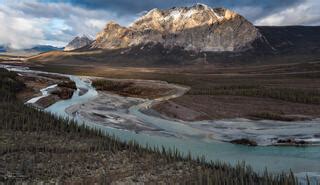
(255, 0, 320, 26)
(46, 0, 300, 18)
(0, 5, 47, 49)
(0, 0, 138, 49)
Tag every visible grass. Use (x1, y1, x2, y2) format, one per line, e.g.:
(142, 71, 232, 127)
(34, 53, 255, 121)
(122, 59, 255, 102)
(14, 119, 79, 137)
(92, 79, 171, 98)
(0, 68, 303, 184)
(187, 85, 320, 105)
(92, 79, 133, 91)
(57, 81, 77, 89)
(249, 112, 296, 122)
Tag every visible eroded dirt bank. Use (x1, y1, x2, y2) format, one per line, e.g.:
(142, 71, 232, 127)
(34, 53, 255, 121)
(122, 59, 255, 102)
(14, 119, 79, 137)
(153, 95, 320, 122)
(2, 66, 77, 109)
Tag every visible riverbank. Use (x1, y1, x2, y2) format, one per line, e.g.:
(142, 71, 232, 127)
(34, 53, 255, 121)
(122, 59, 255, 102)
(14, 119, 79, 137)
(91, 78, 178, 99)
(153, 95, 319, 121)
(1, 65, 77, 109)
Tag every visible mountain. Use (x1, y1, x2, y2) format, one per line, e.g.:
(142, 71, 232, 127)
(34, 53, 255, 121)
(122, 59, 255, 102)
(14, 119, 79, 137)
(257, 26, 320, 54)
(0, 45, 62, 56)
(0, 46, 7, 52)
(25, 45, 64, 53)
(64, 35, 93, 51)
(91, 4, 263, 52)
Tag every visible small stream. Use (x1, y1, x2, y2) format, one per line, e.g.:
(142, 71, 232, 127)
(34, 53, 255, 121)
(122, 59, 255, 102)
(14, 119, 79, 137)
(2, 64, 320, 184)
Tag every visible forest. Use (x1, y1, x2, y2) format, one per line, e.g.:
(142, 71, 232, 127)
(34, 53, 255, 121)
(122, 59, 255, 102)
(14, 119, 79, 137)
(187, 85, 320, 105)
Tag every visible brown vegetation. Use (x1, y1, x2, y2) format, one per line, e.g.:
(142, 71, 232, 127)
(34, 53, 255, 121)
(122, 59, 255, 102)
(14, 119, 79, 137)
(153, 95, 320, 121)
(51, 87, 74, 100)
(92, 79, 173, 99)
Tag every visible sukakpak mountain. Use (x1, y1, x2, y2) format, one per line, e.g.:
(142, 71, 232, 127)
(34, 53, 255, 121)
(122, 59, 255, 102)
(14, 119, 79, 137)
(90, 4, 262, 52)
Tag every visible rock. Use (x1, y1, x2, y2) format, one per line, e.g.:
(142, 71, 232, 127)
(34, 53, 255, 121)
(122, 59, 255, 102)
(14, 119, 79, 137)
(34, 95, 60, 108)
(51, 87, 75, 99)
(90, 4, 262, 52)
(58, 81, 77, 90)
(276, 139, 309, 146)
(79, 88, 88, 96)
(230, 138, 258, 146)
(64, 35, 93, 51)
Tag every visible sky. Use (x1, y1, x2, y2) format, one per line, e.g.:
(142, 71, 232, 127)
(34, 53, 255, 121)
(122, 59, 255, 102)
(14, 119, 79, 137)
(0, 0, 319, 49)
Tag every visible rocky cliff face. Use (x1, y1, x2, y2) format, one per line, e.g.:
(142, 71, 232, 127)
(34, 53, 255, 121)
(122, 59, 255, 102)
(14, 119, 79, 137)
(64, 35, 92, 51)
(91, 4, 262, 52)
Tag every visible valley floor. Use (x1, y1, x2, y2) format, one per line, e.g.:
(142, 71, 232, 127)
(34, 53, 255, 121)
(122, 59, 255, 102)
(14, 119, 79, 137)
(25, 60, 320, 122)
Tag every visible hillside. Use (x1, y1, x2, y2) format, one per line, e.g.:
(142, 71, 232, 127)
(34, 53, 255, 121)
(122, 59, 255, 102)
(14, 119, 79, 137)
(257, 26, 320, 54)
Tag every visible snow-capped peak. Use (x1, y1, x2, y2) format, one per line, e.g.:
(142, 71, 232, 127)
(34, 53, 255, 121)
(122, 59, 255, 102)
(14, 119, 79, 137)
(75, 34, 92, 40)
(92, 4, 261, 52)
(64, 35, 93, 51)
(131, 3, 239, 32)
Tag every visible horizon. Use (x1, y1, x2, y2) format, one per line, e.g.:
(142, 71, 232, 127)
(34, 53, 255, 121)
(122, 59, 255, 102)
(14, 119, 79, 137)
(0, 0, 319, 49)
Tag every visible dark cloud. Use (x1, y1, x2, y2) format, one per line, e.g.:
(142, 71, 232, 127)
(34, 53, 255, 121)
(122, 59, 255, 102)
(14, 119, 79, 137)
(43, 0, 302, 21)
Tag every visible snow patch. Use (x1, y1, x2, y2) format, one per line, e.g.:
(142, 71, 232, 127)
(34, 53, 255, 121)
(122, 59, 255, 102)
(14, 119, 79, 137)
(184, 9, 197, 18)
(164, 10, 182, 21)
(145, 8, 159, 16)
(212, 10, 224, 20)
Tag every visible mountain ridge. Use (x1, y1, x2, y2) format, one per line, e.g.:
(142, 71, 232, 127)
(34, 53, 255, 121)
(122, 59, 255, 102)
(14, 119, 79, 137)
(0, 45, 63, 55)
(90, 4, 263, 52)
(64, 35, 93, 51)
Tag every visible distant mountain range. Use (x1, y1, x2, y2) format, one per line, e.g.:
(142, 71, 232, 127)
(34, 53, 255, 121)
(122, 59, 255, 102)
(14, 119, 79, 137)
(0, 46, 7, 52)
(0, 45, 63, 54)
(25, 45, 64, 53)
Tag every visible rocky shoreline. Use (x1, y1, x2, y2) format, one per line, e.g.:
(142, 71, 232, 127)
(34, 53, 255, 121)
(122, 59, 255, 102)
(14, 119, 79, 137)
(10, 70, 76, 109)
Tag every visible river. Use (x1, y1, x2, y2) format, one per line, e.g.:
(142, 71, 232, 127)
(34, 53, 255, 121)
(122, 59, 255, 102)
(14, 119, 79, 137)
(2, 64, 320, 184)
